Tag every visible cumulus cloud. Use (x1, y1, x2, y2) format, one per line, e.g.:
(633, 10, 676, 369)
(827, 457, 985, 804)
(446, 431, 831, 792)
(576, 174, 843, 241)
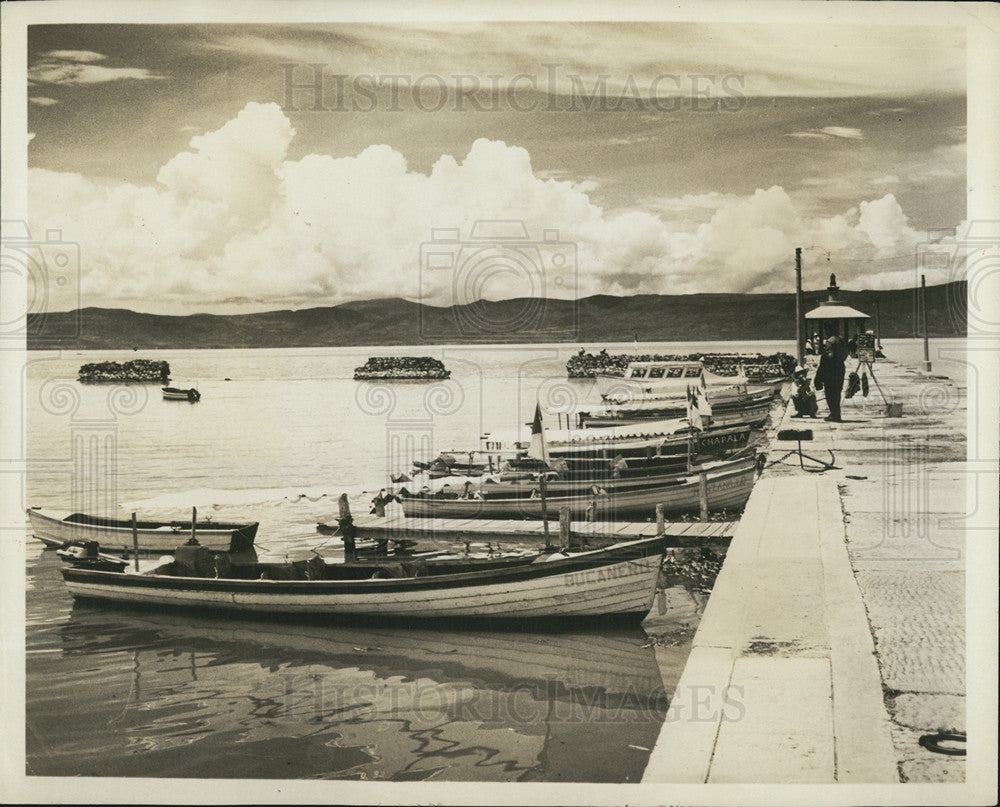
(28, 50, 164, 85)
(29, 102, 937, 313)
(856, 194, 922, 253)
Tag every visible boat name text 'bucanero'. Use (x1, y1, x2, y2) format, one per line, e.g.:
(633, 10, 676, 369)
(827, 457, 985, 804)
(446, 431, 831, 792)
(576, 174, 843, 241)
(564, 562, 646, 588)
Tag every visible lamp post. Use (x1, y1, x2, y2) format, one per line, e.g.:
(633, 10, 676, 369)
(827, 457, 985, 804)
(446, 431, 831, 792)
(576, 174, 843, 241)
(795, 247, 803, 364)
(921, 274, 932, 372)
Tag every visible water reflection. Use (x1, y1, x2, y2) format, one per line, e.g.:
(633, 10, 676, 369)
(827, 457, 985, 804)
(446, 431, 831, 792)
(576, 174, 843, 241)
(30, 597, 670, 781)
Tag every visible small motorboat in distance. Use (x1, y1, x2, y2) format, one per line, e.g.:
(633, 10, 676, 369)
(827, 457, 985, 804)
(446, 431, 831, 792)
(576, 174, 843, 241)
(27, 507, 258, 553)
(59, 535, 670, 622)
(162, 386, 201, 402)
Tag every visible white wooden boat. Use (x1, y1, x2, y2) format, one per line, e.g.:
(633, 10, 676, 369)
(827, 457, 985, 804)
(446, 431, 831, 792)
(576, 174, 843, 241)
(400, 457, 756, 520)
(479, 418, 751, 457)
(595, 360, 731, 401)
(576, 397, 773, 429)
(60, 535, 668, 621)
(474, 454, 752, 498)
(594, 359, 781, 404)
(27, 507, 258, 553)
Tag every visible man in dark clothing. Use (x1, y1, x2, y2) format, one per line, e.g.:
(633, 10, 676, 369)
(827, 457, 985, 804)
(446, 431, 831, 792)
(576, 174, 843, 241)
(813, 336, 847, 422)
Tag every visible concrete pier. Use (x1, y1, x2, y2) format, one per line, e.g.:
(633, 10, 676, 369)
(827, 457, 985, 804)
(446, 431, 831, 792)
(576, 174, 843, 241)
(643, 358, 968, 783)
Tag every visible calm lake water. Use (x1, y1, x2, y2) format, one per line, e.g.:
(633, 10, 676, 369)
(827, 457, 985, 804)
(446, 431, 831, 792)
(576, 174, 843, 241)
(23, 338, 963, 780)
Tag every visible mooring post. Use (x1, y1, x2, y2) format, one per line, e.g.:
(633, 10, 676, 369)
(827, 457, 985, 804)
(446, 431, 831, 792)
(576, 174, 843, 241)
(698, 473, 709, 522)
(656, 503, 665, 535)
(191, 506, 197, 544)
(131, 512, 139, 571)
(874, 295, 882, 349)
(921, 274, 932, 372)
(338, 493, 356, 562)
(559, 506, 573, 550)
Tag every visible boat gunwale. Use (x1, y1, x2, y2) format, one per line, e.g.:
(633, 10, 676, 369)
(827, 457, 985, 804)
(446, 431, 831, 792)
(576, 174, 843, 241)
(402, 457, 756, 503)
(29, 508, 258, 534)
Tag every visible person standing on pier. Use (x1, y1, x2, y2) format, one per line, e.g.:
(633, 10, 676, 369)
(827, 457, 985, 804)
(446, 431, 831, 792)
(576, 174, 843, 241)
(813, 335, 847, 422)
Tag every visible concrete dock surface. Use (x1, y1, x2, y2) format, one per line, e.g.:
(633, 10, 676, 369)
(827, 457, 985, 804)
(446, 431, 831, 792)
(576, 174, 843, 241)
(643, 358, 971, 784)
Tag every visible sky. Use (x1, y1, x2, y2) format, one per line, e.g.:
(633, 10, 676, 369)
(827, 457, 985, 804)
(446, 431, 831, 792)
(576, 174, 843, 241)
(26, 22, 968, 314)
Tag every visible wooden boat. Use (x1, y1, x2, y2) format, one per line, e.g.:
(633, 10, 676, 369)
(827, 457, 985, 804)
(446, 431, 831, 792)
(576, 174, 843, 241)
(399, 457, 756, 520)
(594, 360, 778, 403)
(481, 416, 733, 454)
(59, 535, 669, 621)
(472, 455, 752, 499)
(59, 537, 542, 576)
(162, 386, 201, 402)
(414, 454, 495, 478)
(442, 420, 750, 480)
(27, 507, 258, 553)
(575, 396, 773, 429)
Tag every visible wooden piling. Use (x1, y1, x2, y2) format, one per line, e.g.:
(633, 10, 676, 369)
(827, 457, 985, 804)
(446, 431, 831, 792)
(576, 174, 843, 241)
(191, 506, 197, 544)
(131, 512, 139, 571)
(539, 472, 551, 545)
(338, 493, 356, 562)
(698, 473, 709, 521)
(559, 506, 572, 549)
(656, 503, 665, 535)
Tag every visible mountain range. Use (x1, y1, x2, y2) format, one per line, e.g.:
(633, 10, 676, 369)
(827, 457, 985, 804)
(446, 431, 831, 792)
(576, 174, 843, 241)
(26, 281, 966, 349)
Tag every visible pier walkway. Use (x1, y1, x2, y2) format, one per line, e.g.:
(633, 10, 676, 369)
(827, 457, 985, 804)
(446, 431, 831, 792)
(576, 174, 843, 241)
(643, 359, 971, 784)
(349, 514, 736, 546)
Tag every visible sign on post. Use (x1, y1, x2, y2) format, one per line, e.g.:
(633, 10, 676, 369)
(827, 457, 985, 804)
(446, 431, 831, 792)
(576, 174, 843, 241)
(856, 331, 876, 363)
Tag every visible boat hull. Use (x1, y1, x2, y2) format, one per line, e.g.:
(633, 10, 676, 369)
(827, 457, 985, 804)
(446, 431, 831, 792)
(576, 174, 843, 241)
(400, 461, 755, 520)
(27, 508, 258, 552)
(61, 538, 667, 620)
(579, 402, 772, 429)
(479, 456, 751, 499)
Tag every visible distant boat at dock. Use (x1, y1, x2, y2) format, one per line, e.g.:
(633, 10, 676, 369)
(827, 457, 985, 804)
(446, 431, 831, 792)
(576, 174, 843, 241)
(27, 507, 257, 553)
(573, 394, 774, 429)
(595, 360, 780, 403)
(399, 456, 756, 520)
(424, 418, 755, 480)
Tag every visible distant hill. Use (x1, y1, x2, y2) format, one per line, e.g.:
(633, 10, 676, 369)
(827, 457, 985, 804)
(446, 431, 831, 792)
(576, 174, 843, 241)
(26, 281, 966, 349)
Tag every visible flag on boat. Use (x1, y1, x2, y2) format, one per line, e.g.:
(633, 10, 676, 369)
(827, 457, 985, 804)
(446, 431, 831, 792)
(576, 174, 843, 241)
(686, 385, 703, 430)
(686, 384, 713, 430)
(527, 402, 550, 464)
